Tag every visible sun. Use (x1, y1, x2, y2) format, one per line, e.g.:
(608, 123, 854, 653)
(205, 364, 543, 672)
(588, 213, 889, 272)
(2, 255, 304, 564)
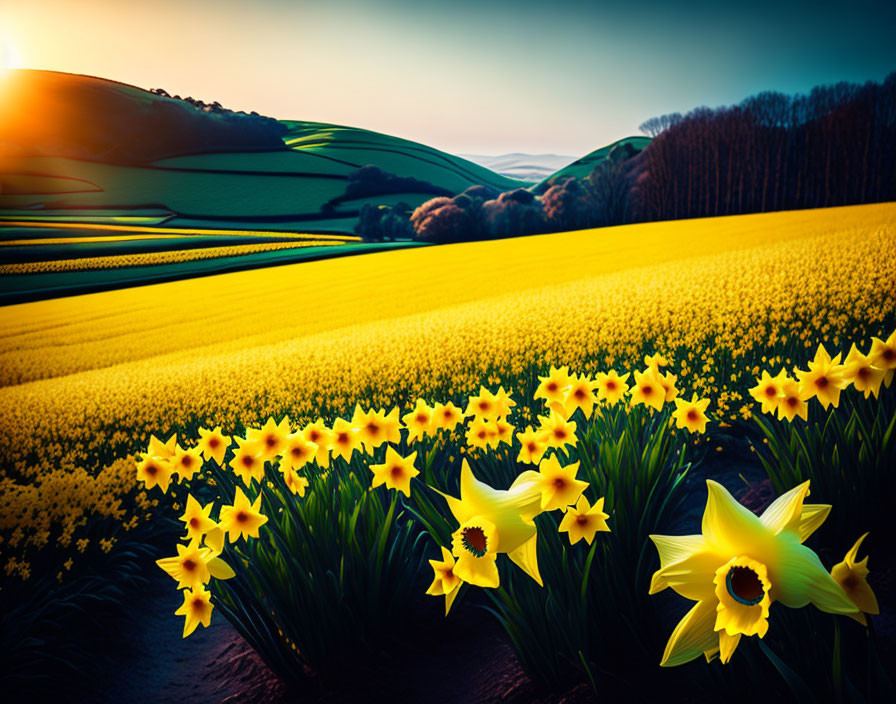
(0, 35, 22, 72)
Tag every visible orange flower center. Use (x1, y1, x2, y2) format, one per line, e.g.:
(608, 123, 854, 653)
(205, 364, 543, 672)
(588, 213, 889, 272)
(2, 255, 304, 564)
(764, 385, 776, 397)
(192, 597, 205, 610)
(265, 434, 277, 448)
(606, 380, 617, 390)
(553, 477, 566, 489)
(546, 381, 558, 392)
(145, 463, 158, 476)
(181, 455, 193, 467)
(642, 385, 654, 396)
(687, 409, 699, 422)
(389, 464, 404, 479)
(235, 510, 249, 523)
(574, 388, 586, 399)
(575, 514, 588, 525)
(786, 396, 798, 408)
(241, 455, 254, 468)
(189, 517, 200, 528)
(209, 437, 220, 448)
(415, 413, 427, 424)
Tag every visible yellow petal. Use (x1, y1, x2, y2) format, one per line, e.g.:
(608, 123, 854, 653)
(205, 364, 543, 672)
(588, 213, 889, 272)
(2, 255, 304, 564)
(773, 533, 858, 614)
(507, 534, 542, 586)
(702, 480, 766, 554)
(660, 600, 718, 667)
(445, 585, 459, 616)
(650, 534, 707, 569)
(796, 504, 831, 543)
(650, 549, 722, 601)
(208, 556, 235, 580)
(758, 481, 811, 535)
(718, 631, 741, 664)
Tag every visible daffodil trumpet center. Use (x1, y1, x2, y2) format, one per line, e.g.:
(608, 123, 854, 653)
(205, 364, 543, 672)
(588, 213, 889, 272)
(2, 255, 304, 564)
(461, 525, 489, 557)
(726, 565, 765, 606)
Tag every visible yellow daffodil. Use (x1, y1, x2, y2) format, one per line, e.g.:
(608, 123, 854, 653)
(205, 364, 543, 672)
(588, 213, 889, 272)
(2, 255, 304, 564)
(495, 418, 514, 446)
(796, 344, 847, 409)
(280, 433, 317, 472)
(229, 438, 265, 486)
(302, 420, 333, 468)
(558, 495, 610, 544)
(352, 405, 385, 451)
(535, 456, 588, 511)
(748, 369, 787, 415)
(431, 401, 466, 432)
(439, 460, 544, 588)
(868, 329, 896, 388)
(537, 410, 577, 452)
(452, 517, 500, 588)
(179, 494, 217, 542)
(156, 539, 213, 589)
(672, 394, 710, 434)
(595, 369, 630, 405)
(831, 533, 879, 626)
(370, 447, 419, 497)
(842, 344, 886, 399)
(466, 417, 499, 450)
(516, 426, 550, 464)
(171, 444, 203, 482)
(426, 546, 463, 615)
(283, 466, 310, 497)
(402, 399, 434, 442)
(147, 433, 177, 460)
(219, 487, 268, 542)
(465, 386, 500, 420)
(493, 386, 517, 419)
(562, 373, 598, 419)
(776, 376, 808, 422)
(649, 480, 858, 667)
(534, 365, 572, 406)
(175, 586, 213, 638)
(330, 417, 361, 462)
(246, 416, 291, 461)
(381, 407, 402, 444)
(196, 426, 230, 465)
(630, 367, 666, 411)
(645, 352, 670, 369)
(136, 454, 174, 494)
(660, 371, 679, 403)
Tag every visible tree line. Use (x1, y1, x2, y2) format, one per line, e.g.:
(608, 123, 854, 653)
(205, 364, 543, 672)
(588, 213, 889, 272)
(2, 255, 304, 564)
(357, 72, 896, 242)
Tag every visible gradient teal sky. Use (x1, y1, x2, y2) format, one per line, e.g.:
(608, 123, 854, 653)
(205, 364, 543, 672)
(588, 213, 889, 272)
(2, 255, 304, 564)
(3, 0, 894, 154)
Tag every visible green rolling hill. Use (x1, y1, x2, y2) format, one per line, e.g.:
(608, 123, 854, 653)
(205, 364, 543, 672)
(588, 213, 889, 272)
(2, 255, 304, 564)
(535, 136, 651, 187)
(0, 70, 529, 235)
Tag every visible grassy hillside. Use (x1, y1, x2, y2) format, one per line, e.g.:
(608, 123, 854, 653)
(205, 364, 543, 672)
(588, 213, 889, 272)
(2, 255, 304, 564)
(536, 136, 651, 186)
(0, 70, 527, 237)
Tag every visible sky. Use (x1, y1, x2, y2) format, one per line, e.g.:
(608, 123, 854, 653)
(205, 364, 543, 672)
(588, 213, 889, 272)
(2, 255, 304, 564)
(1, 0, 894, 155)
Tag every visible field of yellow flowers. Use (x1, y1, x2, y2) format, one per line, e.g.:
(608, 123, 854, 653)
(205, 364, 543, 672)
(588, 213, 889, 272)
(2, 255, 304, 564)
(0, 202, 893, 599)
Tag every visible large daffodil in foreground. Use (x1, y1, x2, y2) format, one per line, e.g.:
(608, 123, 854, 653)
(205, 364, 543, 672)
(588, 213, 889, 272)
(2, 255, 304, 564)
(649, 480, 859, 666)
(439, 460, 544, 589)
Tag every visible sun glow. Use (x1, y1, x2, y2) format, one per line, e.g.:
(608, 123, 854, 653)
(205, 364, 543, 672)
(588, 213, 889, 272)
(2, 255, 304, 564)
(0, 35, 22, 72)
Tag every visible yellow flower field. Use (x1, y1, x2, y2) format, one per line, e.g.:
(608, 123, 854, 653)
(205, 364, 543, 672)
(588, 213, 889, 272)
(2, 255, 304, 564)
(0, 202, 894, 582)
(0, 240, 347, 275)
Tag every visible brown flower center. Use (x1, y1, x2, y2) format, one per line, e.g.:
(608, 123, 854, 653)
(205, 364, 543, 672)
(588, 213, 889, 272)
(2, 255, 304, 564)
(687, 409, 699, 422)
(815, 376, 829, 389)
(189, 517, 200, 529)
(726, 566, 765, 605)
(765, 385, 776, 397)
(235, 510, 249, 524)
(182, 559, 196, 572)
(462, 526, 488, 556)
(209, 437, 220, 448)
(606, 380, 617, 390)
